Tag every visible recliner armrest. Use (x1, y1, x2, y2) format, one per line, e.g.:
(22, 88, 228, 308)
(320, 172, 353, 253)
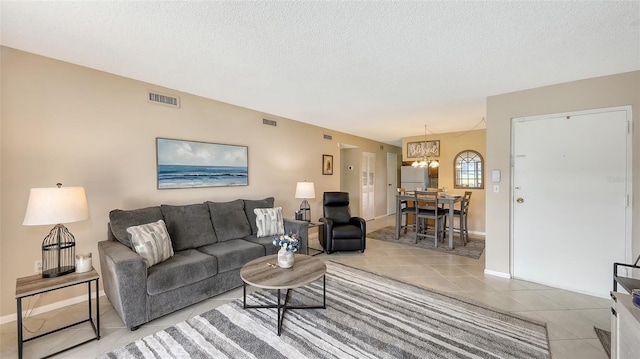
(349, 217, 366, 233)
(318, 218, 334, 250)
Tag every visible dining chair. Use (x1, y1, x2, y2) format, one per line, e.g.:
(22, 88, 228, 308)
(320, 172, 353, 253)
(414, 191, 446, 246)
(398, 188, 415, 234)
(445, 191, 472, 245)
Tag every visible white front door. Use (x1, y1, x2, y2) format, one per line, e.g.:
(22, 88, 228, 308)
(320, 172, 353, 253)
(362, 151, 375, 220)
(387, 153, 398, 215)
(512, 106, 632, 298)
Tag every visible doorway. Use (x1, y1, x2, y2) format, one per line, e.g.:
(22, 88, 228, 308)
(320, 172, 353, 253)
(361, 151, 375, 220)
(511, 106, 632, 298)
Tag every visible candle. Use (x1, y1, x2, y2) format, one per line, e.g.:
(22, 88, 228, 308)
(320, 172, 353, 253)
(75, 253, 92, 273)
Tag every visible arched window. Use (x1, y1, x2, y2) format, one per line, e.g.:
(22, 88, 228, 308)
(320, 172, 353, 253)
(454, 150, 483, 189)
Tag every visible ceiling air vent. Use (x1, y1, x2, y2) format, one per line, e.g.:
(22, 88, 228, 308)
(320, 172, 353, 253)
(324, 134, 333, 140)
(148, 90, 180, 108)
(263, 119, 277, 126)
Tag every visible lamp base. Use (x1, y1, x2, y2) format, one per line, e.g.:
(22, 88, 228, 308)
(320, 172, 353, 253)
(42, 265, 76, 278)
(299, 199, 311, 222)
(42, 224, 76, 278)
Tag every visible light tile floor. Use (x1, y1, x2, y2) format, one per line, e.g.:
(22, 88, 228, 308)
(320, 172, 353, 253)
(1, 215, 610, 358)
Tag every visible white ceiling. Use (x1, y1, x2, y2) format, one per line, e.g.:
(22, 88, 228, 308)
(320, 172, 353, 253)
(1, 1, 639, 146)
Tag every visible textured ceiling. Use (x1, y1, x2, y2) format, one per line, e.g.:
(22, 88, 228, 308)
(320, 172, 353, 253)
(1, 1, 639, 146)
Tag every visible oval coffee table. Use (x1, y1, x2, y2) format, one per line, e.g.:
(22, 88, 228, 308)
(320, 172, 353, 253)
(240, 254, 326, 336)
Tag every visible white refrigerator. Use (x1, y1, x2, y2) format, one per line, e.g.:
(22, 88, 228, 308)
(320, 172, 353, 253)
(400, 166, 427, 191)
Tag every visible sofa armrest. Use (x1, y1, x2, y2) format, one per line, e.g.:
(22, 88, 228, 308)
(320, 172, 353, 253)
(284, 218, 309, 254)
(98, 239, 148, 330)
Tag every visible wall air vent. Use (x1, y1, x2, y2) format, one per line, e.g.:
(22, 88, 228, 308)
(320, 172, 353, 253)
(324, 134, 333, 140)
(148, 90, 180, 108)
(263, 119, 277, 126)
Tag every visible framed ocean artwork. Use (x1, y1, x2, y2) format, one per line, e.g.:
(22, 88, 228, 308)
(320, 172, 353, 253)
(156, 138, 248, 189)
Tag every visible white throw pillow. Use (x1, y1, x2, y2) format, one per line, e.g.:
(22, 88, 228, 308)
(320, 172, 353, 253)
(254, 207, 285, 238)
(127, 219, 174, 268)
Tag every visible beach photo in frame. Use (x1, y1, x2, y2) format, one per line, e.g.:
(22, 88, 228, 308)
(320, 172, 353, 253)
(156, 138, 248, 189)
(407, 140, 440, 158)
(322, 154, 333, 175)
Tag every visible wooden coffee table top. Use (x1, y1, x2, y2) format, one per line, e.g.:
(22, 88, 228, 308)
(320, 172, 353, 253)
(240, 254, 326, 290)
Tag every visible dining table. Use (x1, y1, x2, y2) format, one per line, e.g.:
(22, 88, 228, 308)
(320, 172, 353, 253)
(395, 193, 462, 250)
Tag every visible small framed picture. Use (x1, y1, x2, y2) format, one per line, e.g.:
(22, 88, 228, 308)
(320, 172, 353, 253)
(322, 154, 333, 175)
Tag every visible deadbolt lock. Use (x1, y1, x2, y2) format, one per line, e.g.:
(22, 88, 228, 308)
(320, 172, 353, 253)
(516, 197, 524, 203)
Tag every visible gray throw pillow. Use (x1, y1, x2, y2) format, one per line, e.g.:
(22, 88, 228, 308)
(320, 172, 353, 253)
(244, 197, 275, 234)
(206, 199, 251, 241)
(160, 203, 217, 251)
(109, 206, 164, 249)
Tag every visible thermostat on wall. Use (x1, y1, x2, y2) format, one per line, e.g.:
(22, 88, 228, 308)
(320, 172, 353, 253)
(492, 170, 501, 182)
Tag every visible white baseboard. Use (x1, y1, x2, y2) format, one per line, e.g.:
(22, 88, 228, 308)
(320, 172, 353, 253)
(0, 290, 106, 325)
(484, 269, 511, 279)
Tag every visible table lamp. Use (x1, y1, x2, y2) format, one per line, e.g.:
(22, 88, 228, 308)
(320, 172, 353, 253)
(23, 183, 89, 278)
(295, 181, 315, 222)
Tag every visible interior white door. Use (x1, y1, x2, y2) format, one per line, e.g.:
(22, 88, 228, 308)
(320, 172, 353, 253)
(512, 107, 631, 298)
(387, 153, 398, 215)
(361, 151, 375, 220)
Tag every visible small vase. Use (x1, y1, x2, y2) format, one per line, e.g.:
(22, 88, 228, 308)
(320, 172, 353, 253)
(278, 248, 295, 268)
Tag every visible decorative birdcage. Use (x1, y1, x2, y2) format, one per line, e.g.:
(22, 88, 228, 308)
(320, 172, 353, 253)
(42, 224, 76, 277)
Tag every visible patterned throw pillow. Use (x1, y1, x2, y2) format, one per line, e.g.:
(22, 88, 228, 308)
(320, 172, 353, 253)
(254, 207, 285, 238)
(127, 220, 174, 268)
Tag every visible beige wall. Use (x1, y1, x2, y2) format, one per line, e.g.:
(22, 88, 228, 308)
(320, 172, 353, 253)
(0, 47, 401, 318)
(402, 129, 487, 235)
(486, 71, 640, 275)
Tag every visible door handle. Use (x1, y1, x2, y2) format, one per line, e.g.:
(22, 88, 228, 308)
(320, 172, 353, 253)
(516, 197, 524, 203)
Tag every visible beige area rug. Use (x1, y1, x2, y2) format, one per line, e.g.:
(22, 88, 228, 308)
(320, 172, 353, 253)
(368, 225, 485, 259)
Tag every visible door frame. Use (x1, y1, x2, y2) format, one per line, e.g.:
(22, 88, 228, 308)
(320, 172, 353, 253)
(509, 105, 633, 280)
(387, 152, 398, 215)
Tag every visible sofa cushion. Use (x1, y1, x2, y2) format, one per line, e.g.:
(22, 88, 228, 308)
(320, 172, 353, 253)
(160, 203, 217, 251)
(109, 206, 164, 249)
(127, 220, 174, 268)
(244, 234, 280, 255)
(197, 239, 265, 273)
(243, 197, 275, 235)
(254, 207, 285, 237)
(147, 249, 218, 296)
(206, 199, 251, 241)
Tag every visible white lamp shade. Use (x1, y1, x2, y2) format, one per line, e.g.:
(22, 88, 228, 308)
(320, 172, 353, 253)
(295, 182, 315, 199)
(23, 186, 90, 226)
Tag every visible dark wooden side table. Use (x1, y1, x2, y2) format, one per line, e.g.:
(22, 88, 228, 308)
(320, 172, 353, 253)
(15, 269, 100, 359)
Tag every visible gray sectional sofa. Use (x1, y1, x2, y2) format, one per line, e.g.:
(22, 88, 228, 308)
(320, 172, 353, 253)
(97, 197, 308, 330)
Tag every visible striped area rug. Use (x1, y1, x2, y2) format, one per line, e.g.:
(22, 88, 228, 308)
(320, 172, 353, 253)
(101, 261, 550, 358)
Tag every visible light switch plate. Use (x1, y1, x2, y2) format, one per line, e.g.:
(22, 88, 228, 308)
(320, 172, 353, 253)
(493, 184, 500, 193)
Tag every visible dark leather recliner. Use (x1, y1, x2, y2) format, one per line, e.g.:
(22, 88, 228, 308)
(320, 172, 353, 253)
(318, 192, 366, 254)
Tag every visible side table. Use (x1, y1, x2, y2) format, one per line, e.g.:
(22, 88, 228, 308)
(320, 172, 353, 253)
(305, 222, 325, 256)
(15, 269, 100, 359)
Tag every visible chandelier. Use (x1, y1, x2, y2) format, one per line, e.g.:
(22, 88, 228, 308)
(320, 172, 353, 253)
(411, 125, 439, 168)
